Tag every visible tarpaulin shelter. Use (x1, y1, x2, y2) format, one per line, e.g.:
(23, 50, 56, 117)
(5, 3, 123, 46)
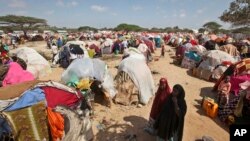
(11, 47, 52, 78)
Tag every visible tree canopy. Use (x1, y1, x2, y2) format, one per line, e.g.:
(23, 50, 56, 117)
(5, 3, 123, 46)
(78, 26, 98, 32)
(114, 23, 144, 32)
(220, 0, 250, 27)
(0, 15, 47, 36)
(203, 21, 222, 33)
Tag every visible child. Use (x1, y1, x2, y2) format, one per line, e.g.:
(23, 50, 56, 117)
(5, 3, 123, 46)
(218, 75, 231, 106)
(161, 45, 165, 57)
(51, 43, 58, 63)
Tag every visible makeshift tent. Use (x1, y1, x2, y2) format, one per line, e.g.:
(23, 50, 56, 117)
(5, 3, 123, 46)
(124, 47, 146, 62)
(11, 47, 51, 78)
(141, 37, 155, 53)
(114, 57, 155, 105)
(181, 51, 201, 69)
(194, 50, 237, 81)
(214, 58, 250, 95)
(65, 41, 89, 58)
(100, 38, 113, 54)
(0, 80, 92, 141)
(189, 45, 207, 56)
(61, 58, 117, 98)
(219, 44, 239, 57)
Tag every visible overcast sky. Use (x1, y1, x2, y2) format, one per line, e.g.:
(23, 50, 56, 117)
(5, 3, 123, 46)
(0, 0, 234, 29)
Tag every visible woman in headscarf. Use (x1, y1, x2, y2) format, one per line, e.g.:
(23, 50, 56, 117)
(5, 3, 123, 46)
(144, 78, 172, 135)
(154, 84, 187, 141)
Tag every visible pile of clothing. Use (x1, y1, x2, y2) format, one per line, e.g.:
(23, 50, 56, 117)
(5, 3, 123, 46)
(0, 80, 92, 141)
(61, 58, 117, 99)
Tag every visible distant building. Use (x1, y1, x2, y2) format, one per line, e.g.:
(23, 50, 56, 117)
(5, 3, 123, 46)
(13, 30, 24, 34)
(57, 30, 68, 35)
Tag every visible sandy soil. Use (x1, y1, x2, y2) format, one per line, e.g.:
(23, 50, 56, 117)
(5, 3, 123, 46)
(20, 41, 229, 141)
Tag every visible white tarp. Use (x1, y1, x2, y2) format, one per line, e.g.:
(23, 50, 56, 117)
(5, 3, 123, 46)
(124, 47, 146, 62)
(118, 57, 155, 104)
(199, 50, 238, 71)
(61, 58, 117, 98)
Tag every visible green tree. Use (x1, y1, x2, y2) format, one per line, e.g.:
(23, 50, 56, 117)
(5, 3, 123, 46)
(231, 27, 250, 34)
(198, 28, 206, 33)
(78, 26, 98, 32)
(114, 23, 143, 32)
(203, 21, 222, 33)
(182, 28, 194, 33)
(220, 0, 250, 27)
(150, 27, 162, 32)
(0, 15, 47, 37)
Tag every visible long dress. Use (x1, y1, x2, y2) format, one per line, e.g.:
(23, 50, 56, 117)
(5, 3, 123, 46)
(154, 94, 187, 141)
(145, 78, 171, 135)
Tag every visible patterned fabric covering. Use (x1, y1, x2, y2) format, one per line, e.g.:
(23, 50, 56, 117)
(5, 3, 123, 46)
(218, 95, 240, 122)
(235, 58, 250, 74)
(181, 56, 196, 69)
(114, 71, 139, 106)
(2, 101, 49, 141)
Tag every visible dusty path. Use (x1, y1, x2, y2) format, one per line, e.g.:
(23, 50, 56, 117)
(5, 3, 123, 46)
(27, 42, 229, 141)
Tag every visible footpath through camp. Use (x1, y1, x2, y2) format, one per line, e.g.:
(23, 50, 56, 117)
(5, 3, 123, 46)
(35, 41, 229, 141)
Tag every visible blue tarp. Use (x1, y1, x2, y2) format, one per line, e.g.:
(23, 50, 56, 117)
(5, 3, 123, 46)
(184, 51, 201, 62)
(4, 88, 45, 111)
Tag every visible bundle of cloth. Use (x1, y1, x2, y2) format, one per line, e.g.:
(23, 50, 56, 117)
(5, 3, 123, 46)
(0, 80, 93, 141)
(61, 58, 117, 99)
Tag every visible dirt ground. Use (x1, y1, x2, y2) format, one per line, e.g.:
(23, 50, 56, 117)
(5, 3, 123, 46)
(21, 42, 229, 141)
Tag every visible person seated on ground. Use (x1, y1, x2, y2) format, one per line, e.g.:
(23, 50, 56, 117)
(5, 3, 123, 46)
(0, 44, 9, 58)
(1, 55, 12, 65)
(233, 87, 250, 124)
(0, 64, 9, 87)
(58, 46, 70, 68)
(154, 84, 187, 141)
(144, 78, 172, 135)
(112, 40, 121, 54)
(217, 76, 231, 107)
(88, 43, 102, 58)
